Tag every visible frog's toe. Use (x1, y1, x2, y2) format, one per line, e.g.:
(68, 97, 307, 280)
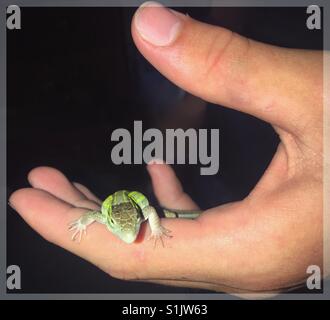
(148, 225, 172, 247)
(69, 219, 87, 242)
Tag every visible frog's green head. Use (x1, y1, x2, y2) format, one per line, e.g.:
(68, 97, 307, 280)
(107, 217, 140, 244)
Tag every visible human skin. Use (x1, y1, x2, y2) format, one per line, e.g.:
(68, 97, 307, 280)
(9, 3, 324, 294)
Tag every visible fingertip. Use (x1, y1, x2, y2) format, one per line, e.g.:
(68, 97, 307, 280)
(8, 188, 60, 232)
(146, 159, 173, 182)
(10, 187, 54, 211)
(26, 166, 89, 205)
(8, 186, 81, 246)
(146, 158, 166, 173)
(133, 1, 184, 47)
(147, 158, 165, 165)
(27, 166, 62, 185)
(9, 187, 33, 210)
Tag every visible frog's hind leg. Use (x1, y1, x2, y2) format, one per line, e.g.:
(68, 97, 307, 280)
(69, 211, 105, 242)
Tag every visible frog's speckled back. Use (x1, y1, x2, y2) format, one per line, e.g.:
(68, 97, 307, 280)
(111, 201, 142, 233)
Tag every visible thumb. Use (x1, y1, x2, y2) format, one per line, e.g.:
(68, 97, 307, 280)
(131, 2, 322, 134)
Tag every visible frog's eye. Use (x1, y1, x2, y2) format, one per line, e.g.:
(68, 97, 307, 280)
(109, 217, 116, 225)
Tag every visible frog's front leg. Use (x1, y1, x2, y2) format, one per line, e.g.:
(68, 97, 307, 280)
(142, 206, 172, 247)
(69, 211, 106, 242)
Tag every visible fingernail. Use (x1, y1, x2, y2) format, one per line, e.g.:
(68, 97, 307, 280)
(134, 1, 182, 46)
(147, 158, 165, 165)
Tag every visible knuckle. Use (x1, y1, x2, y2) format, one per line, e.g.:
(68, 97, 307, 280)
(202, 31, 253, 104)
(203, 30, 236, 82)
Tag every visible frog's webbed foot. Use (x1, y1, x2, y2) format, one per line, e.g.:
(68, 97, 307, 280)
(147, 225, 172, 248)
(68, 211, 102, 242)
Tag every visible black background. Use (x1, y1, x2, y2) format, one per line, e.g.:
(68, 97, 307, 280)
(7, 7, 323, 293)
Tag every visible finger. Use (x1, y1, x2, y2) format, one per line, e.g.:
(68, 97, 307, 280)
(132, 2, 322, 134)
(8, 187, 204, 281)
(8, 187, 125, 269)
(9, 188, 86, 244)
(28, 166, 100, 210)
(73, 182, 102, 205)
(147, 161, 199, 210)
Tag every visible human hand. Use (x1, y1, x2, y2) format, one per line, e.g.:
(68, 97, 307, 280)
(9, 2, 324, 294)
